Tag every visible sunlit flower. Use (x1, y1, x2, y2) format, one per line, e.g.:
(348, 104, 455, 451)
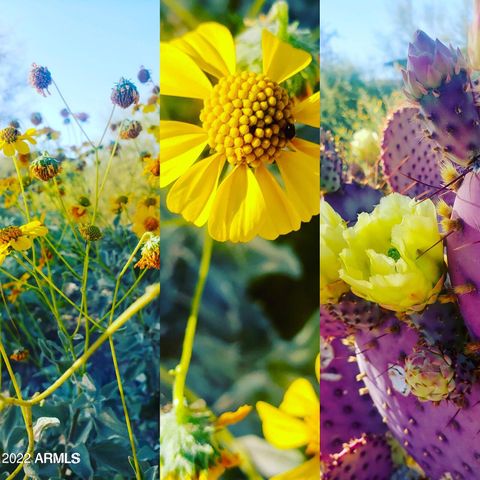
(257, 356, 319, 480)
(0, 127, 37, 157)
(339, 193, 445, 312)
(29, 63, 52, 96)
(132, 197, 160, 237)
(161, 22, 319, 242)
(0, 221, 48, 265)
(135, 235, 160, 270)
(110, 195, 129, 215)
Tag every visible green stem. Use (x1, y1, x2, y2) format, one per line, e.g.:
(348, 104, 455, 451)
(173, 230, 213, 421)
(1, 283, 159, 407)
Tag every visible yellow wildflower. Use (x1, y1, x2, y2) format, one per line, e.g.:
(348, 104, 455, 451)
(257, 356, 319, 480)
(0, 127, 37, 157)
(161, 22, 319, 242)
(0, 221, 48, 265)
(132, 197, 160, 237)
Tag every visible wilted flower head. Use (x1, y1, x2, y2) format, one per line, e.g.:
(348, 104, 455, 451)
(339, 193, 445, 312)
(320, 199, 349, 304)
(403, 30, 467, 100)
(30, 112, 43, 126)
(135, 235, 160, 270)
(120, 119, 143, 139)
(74, 112, 89, 122)
(137, 66, 151, 83)
(111, 78, 139, 108)
(9, 120, 20, 129)
(30, 152, 61, 181)
(29, 63, 52, 96)
(404, 346, 455, 402)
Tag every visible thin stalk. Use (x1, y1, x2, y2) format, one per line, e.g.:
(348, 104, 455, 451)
(173, 231, 213, 422)
(1, 283, 159, 407)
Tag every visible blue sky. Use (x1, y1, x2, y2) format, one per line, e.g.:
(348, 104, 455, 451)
(0, 0, 159, 143)
(321, 0, 471, 76)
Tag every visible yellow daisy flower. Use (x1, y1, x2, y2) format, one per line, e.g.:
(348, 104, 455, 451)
(0, 221, 48, 265)
(0, 127, 37, 157)
(257, 356, 319, 480)
(161, 22, 319, 242)
(132, 197, 160, 237)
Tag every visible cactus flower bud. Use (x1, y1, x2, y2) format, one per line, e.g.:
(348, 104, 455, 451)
(404, 346, 455, 402)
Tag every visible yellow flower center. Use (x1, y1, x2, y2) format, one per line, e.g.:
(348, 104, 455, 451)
(0, 127, 20, 144)
(144, 216, 159, 231)
(200, 71, 295, 167)
(0, 226, 22, 245)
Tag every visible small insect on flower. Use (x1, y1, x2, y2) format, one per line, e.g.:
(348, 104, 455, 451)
(137, 65, 151, 83)
(30, 152, 61, 181)
(78, 225, 103, 242)
(120, 120, 143, 139)
(0, 127, 37, 157)
(10, 349, 30, 362)
(135, 235, 160, 270)
(111, 78, 140, 108)
(30, 112, 43, 126)
(29, 63, 52, 96)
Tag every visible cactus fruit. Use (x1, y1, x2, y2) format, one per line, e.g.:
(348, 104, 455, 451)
(323, 434, 394, 480)
(355, 319, 480, 479)
(446, 171, 480, 339)
(321, 129, 343, 194)
(403, 30, 480, 167)
(320, 337, 386, 459)
(381, 106, 445, 199)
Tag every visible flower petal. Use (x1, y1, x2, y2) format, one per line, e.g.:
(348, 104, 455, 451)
(3, 143, 15, 157)
(279, 378, 318, 417)
(160, 121, 208, 187)
(16, 141, 30, 154)
(12, 237, 32, 251)
(256, 164, 301, 240)
(208, 164, 266, 243)
(292, 92, 320, 128)
(271, 457, 320, 480)
(172, 22, 236, 78)
(276, 151, 319, 222)
(160, 42, 212, 99)
(262, 30, 312, 84)
(290, 137, 319, 159)
(166, 153, 226, 226)
(256, 401, 310, 449)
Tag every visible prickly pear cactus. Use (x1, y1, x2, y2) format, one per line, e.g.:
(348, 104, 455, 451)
(321, 129, 343, 194)
(381, 106, 444, 199)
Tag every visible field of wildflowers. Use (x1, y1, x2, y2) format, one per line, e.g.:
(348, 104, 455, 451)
(0, 17, 160, 478)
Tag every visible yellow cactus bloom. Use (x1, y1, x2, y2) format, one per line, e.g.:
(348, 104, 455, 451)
(320, 199, 349, 304)
(339, 193, 445, 312)
(0, 127, 37, 157)
(0, 221, 48, 265)
(350, 128, 380, 164)
(161, 22, 319, 243)
(257, 357, 319, 480)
